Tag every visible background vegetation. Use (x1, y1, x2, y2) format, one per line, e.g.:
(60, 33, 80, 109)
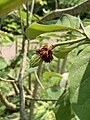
(0, 0, 90, 120)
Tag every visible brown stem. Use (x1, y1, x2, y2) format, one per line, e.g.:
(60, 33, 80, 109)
(23, 85, 33, 96)
(0, 77, 17, 82)
(40, 0, 90, 22)
(18, 39, 28, 120)
(29, 63, 42, 120)
(27, 0, 35, 91)
(11, 82, 19, 95)
(7, 75, 19, 94)
(25, 95, 57, 102)
(34, 71, 44, 89)
(0, 91, 16, 111)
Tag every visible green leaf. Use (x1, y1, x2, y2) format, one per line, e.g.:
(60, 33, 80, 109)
(69, 46, 90, 120)
(43, 71, 62, 78)
(84, 25, 90, 39)
(26, 23, 79, 40)
(44, 14, 80, 29)
(50, 77, 61, 85)
(0, 0, 28, 16)
(57, 14, 80, 29)
(53, 43, 79, 59)
(83, 19, 90, 26)
(0, 69, 9, 78)
(55, 90, 75, 120)
(46, 87, 65, 99)
(0, 56, 8, 70)
(37, 32, 60, 41)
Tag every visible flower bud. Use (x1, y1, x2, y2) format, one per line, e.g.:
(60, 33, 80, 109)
(30, 54, 43, 67)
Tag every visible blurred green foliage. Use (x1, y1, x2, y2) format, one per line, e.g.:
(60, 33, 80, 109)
(0, 0, 90, 120)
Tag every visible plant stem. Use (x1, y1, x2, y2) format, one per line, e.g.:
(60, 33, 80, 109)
(18, 8, 28, 119)
(56, 58, 60, 73)
(60, 56, 67, 74)
(24, 2, 31, 91)
(0, 91, 16, 111)
(29, 0, 35, 25)
(26, 0, 35, 91)
(11, 82, 19, 95)
(26, 95, 57, 102)
(55, 0, 58, 9)
(29, 63, 42, 120)
(7, 75, 19, 94)
(26, 2, 31, 91)
(51, 36, 86, 49)
(28, 74, 32, 90)
(23, 85, 33, 96)
(26, 2, 29, 27)
(18, 39, 27, 120)
(40, 0, 90, 22)
(34, 71, 44, 89)
(0, 77, 17, 83)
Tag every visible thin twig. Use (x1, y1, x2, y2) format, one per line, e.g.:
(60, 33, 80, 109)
(0, 77, 17, 83)
(34, 71, 45, 90)
(29, 0, 35, 25)
(26, 2, 29, 27)
(25, 95, 57, 102)
(7, 75, 19, 94)
(11, 82, 19, 95)
(19, 7, 25, 35)
(23, 85, 33, 96)
(0, 91, 16, 111)
(78, 15, 85, 32)
(7, 74, 16, 80)
(55, 0, 58, 9)
(8, 73, 33, 95)
(27, 0, 35, 91)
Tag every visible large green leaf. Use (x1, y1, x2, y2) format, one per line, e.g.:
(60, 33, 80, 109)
(69, 46, 90, 120)
(57, 14, 80, 29)
(84, 25, 90, 39)
(26, 14, 80, 40)
(26, 23, 80, 40)
(45, 14, 80, 29)
(0, 0, 28, 16)
(55, 90, 75, 120)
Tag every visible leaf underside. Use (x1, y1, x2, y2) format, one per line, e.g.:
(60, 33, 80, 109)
(69, 46, 90, 120)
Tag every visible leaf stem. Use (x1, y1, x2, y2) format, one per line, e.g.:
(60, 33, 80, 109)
(51, 36, 86, 49)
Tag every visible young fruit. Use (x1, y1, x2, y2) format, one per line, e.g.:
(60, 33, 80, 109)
(30, 54, 43, 67)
